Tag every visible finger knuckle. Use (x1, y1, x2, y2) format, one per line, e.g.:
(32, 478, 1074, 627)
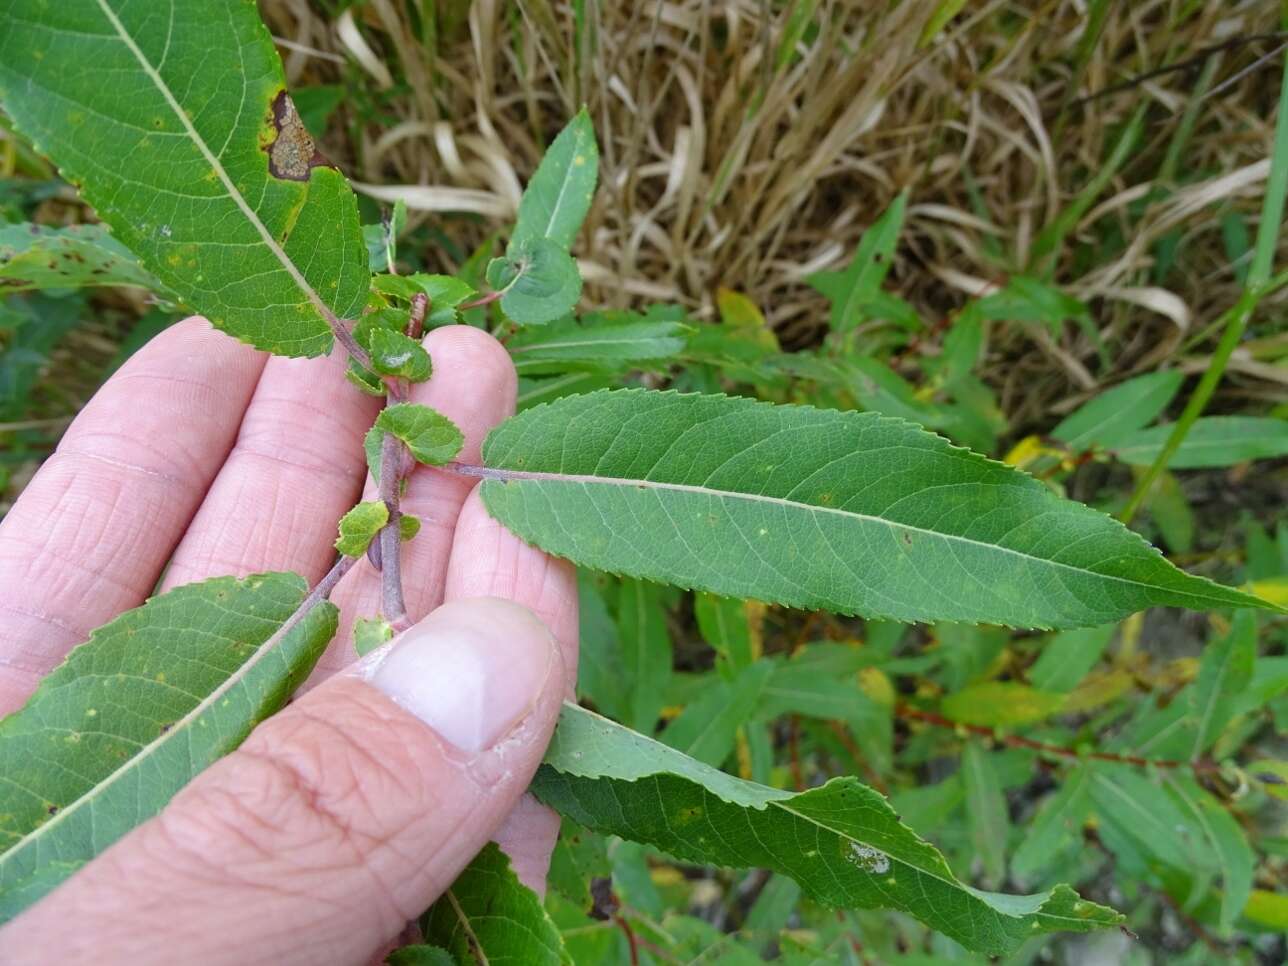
(158, 687, 435, 881)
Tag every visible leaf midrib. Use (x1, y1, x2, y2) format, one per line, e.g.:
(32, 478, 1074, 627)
(2, 592, 322, 866)
(92, 0, 334, 326)
(540, 125, 587, 244)
(473, 466, 1230, 607)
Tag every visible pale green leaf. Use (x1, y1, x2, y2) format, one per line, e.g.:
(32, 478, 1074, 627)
(616, 579, 672, 733)
(364, 198, 407, 273)
(517, 372, 616, 412)
(1028, 624, 1116, 693)
(1166, 775, 1253, 936)
(399, 513, 421, 542)
(335, 500, 389, 557)
(942, 682, 1065, 727)
(511, 109, 598, 251)
(1088, 764, 1214, 879)
(661, 662, 773, 766)
(536, 704, 1122, 956)
(1244, 890, 1288, 930)
(1115, 416, 1288, 468)
(508, 314, 691, 374)
(1190, 610, 1257, 758)
(486, 237, 583, 326)
(0, 573, 338, 921)
(1012, 766, 1092, 883)
(0, 1, 368, 356)
(962, 743, 1009, 889)
(575, 572, 628, 719)
(807, 192, 907, 335)
(694, 593, 757, 676)
(365, 403, 465, 481)
(420, 842, 566, 965)
(354, 617, 394, 658)
(1149, 470, 1195, 553)
(477, 389, 1269, 628)
(959, 277, 1090, 335)
(1052, 371, 1184, 452)
(0, 222, 161, 292)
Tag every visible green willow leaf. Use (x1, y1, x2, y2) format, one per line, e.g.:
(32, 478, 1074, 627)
(1114, 416, 1288, 468)
(616, 578, 673, 733)
(1052, 371, 1184, 452)
(487, 237, 582, 326)
(1011, 766, 1093, 884)
(507, 314, 691, 375)
(0, 222, 162, 293)
(477, 389, 1270, 628)
(1166, 775, 1254, 936)
(535, 704, 1122, 956)
(1190, 610, 1256, 757)
(511, 108, 599, 251)
(962, 743, 1009, 889)
(0, 0, 368, 356)
(0, 573, 338, 922)
(1028, 624, 1116, 693)
(807, 192, 907, 335)
(661, 662, 774, 766)
(419, 842, 567, 965)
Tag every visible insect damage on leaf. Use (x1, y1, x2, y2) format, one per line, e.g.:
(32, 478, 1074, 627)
(263, 91, 331, 182)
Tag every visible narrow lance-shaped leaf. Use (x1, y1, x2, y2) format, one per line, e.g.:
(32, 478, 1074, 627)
(475, 389, 1272, 629)
(0, 0, 369, 356)
(1011, 766, 1093, 883)
(507, 314, 692, 375)
(535, 704, 1122, 956)
(1166, 775, 1254, 937)
(511, 108, 599, 251)
(962, 742, 1010, 889)
(617, 578, 672, 733)
(0, 573, 338, 922)
(1052, 371, 1184, 452)
(807, 192, 907, 335)
(418, 842, 567, 965)
(1190, 610, 1256, 758)
(1114, 416, 1288, 468)
(0, 222, 162, 293)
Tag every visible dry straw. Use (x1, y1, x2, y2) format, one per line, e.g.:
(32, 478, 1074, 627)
(261, 0, 1287, 429)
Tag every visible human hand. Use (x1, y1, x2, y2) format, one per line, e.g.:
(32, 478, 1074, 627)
(0, 319, 578, 963)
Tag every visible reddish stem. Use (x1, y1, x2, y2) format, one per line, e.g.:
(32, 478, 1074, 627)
(896, 705, 1222, 774)
(458, 289, 503, 311)
(407, 292, 428, 340)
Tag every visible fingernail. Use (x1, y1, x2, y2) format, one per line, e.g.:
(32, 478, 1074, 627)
(361, 598, 556, 753)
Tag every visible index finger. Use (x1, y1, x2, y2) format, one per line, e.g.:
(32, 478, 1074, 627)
(0, 318, 264, 713)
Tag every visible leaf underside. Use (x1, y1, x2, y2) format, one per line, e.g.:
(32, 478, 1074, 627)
(420, 842, 567, 965)
(480, 389, 1266, 629)
(0, 222, 162, 292)
(0, 0, 368, 356)
(534, 704, 1122, 956)
(0, 573, 337, 922)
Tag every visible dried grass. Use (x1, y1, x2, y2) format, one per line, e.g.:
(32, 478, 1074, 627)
(261, 0, 1288, 424)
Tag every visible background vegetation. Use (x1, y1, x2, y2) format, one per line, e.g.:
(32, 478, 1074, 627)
(3, 1, 1287, 962)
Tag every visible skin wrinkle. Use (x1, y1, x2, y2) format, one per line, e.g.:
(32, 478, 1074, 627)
(0, 321, 579, 961)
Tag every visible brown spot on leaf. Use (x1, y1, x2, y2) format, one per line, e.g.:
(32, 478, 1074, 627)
(263, 91, 331, 182)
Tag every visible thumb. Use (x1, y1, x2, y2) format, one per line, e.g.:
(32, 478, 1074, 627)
(0, 598, 564, 966)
